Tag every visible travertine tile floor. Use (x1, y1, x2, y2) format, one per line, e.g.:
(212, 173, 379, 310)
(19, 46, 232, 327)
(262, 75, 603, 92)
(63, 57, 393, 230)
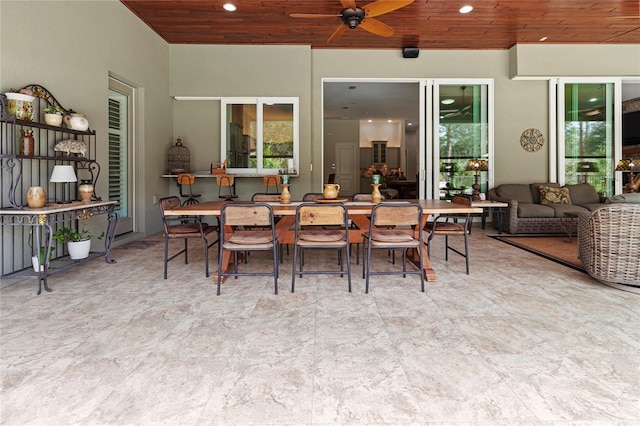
(1, 227, 638, 425)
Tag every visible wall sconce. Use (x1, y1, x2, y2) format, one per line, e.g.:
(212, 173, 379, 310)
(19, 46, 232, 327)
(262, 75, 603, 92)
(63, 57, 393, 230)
(466, 159, 488, 200)
(50, 165, 77, 204)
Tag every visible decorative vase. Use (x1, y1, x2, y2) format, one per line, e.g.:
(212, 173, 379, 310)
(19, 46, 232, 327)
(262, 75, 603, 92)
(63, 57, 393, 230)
(26, 186, 46, 208)
(63, 113, 89, 131)
(280, 184, 291, 204)
(67, 239, 91, 260)
(44, 113, 63, 127)
(19, 130, 34, 156)
(371, 184, 382, 203)
(78, 180, 94, 203)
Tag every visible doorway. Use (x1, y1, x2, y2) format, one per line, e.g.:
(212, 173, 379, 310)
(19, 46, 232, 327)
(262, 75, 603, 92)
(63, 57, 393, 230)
(323, 80, 420, 197)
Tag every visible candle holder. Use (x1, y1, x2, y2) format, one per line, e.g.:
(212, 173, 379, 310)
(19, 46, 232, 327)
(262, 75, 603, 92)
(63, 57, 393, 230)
(371, 183, 382, 203)
(280, 184, 291, 204)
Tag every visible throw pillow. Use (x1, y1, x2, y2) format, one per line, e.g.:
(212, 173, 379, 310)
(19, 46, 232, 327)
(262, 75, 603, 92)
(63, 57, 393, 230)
(539, 186, 572, 204)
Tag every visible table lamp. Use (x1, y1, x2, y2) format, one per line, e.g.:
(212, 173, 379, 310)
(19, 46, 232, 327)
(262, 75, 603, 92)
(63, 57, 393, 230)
(50, 165, 77, 204)
(615, 159, 638, 192)
(466, 159, 488, 201)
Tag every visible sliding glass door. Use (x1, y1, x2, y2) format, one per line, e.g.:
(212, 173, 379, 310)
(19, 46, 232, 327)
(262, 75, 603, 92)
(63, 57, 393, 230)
(431, 80, 493, 200)
(556, 79, 618, 196)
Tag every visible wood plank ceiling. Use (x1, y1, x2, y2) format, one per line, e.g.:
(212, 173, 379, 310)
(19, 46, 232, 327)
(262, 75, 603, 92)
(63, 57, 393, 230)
(120, 0, 640, 49)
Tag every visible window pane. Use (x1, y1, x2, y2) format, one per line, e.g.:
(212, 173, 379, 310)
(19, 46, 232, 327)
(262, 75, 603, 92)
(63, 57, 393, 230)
(262, 103, 294, 170)
(226, 103, 256, 168)
(438, 84, 489, 199)
(563, 83, 614, 195)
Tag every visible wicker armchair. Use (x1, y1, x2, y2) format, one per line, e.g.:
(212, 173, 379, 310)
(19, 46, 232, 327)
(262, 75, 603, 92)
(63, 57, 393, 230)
(578, 204, 640, 292)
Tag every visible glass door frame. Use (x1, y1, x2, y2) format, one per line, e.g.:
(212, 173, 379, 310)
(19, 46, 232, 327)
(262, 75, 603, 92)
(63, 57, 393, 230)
(551, 77, 622, 195)
(429, 79, 495, 200)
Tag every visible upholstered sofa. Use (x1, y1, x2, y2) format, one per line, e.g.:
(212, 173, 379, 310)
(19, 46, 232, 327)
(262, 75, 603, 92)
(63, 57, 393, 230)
(488, 183, 605, 234)
(578, 203, 640, 291)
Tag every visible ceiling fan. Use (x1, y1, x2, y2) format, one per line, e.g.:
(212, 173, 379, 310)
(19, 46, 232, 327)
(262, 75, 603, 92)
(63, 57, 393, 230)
(290, 0, 414, 43)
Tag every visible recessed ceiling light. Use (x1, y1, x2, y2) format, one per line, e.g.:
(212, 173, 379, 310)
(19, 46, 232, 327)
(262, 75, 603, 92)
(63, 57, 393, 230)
(223, 3, 236, 12)
(539, 36, 548, 42)
(589, 97, 598, 102)
(407, 122, 413, 126)
(387, 119, 393, 123)
(459, 5, 473, 14)
(441, 98, 455, 105)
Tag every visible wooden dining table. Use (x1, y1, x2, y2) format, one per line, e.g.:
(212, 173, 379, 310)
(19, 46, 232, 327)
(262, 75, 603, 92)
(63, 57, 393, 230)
(163, 199, 482, 284)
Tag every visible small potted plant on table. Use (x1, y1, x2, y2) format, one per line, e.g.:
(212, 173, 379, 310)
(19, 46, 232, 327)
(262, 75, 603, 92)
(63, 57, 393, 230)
(52, 225, 104, 260)
(42, 104, 65, 127)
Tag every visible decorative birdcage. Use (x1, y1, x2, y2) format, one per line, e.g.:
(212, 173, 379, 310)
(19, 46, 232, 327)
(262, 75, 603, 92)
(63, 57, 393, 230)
(167, 137, 190, 173)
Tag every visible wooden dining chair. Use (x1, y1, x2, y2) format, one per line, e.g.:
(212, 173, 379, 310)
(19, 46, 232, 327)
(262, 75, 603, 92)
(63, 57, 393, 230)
(216, 174, 238, 201)
(217, 203, 279, 295)
(263, 175, 281, 194)
(176, 173, 201, 205)
(302, 192, 324, 202)
(423, 194, 472, 274)
(362, 202, 425, 293)
(251, 193, 282, 202)
(291, 203, 351, 292)
(159, 196, 219, 279)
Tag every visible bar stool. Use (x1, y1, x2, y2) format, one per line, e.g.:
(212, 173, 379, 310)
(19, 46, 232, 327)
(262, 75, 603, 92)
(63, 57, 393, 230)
(176, 173, 201, 206)
(216, 174, 238, 201)
(263, 175, 281, 194)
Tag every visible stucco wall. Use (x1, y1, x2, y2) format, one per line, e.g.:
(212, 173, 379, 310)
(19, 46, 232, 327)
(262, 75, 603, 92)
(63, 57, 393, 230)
(1, 0, 171, 237)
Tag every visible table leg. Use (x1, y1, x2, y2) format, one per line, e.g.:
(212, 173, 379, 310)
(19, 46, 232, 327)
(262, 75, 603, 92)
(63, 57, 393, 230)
(211, 224, 238, 284)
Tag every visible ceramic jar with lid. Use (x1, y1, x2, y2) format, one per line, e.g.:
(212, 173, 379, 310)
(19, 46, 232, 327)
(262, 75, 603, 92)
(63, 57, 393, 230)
(78, 180, 94, 203)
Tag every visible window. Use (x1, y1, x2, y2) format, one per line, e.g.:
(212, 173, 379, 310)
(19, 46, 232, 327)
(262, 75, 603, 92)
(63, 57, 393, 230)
(221, 98, 298, 174)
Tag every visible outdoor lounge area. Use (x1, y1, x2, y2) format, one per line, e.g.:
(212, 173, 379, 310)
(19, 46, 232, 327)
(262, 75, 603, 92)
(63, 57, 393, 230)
(1, 226, 639, 424)
(1, 1, 639, 425)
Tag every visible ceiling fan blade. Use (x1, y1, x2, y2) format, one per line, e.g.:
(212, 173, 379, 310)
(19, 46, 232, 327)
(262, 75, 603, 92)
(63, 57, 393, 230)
(364, 0, 414, 18)
(341, 0, 357, 10)
(290, 13, 340, 18)
(327, 25, 348, 42)
(359, 18, 394, 37)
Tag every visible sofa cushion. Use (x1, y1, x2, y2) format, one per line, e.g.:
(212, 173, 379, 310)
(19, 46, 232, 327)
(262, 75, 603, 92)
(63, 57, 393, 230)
(579, 202, 607, 212)
(530, 182, 560, 204)
(518, 203, 555, 218)
(566, 184, 600, 205)
(540, 186, 572, 204)
(606, 193, 640, 204)
(547, 203, 588, 217)
(495, 184, 534, 203)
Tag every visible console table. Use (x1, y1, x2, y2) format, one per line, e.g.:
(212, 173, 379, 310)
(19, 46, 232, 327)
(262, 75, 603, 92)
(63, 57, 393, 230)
(0, 201, 119, 294)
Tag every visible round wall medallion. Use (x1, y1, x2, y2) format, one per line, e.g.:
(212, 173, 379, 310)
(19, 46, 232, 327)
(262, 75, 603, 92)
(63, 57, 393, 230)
(520, 128, 544, 152)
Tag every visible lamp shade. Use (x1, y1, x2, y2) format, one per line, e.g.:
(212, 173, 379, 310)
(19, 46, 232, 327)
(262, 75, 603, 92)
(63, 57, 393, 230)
(466, 159, 488, 172)
(50, 165, 77, 183)
(576, 161, 599, 173)
(615, 159, 638, 172)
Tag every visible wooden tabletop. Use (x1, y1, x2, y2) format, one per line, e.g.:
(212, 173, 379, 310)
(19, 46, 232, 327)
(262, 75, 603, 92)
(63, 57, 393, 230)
(164, 199, 483, 216)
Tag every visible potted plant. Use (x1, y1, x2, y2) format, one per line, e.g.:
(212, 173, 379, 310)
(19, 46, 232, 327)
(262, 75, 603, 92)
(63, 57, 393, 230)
(42, 104, 65, 127)
(31, 246, 55, 272)
(52, 225, 104, 260)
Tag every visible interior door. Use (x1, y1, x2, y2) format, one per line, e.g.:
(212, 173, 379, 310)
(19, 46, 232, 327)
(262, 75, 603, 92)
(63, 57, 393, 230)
(334, 143, 357, 196)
